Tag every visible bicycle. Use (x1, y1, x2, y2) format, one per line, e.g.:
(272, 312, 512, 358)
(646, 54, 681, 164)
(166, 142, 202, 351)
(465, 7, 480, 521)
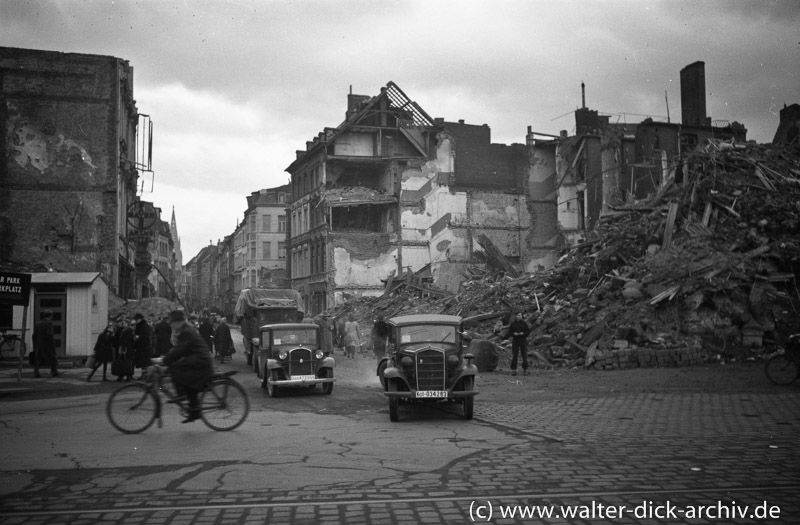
(0, 330, 25, 361)
(106, 359, 250, 433)
(765, 334, 800, 385)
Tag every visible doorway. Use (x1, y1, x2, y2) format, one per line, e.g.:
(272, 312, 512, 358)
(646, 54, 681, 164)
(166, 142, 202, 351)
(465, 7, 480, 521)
(34, 289, 66, 357)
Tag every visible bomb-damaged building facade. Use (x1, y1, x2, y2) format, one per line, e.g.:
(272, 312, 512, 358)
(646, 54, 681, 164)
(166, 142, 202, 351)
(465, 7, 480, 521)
(286, 82, 543, 313)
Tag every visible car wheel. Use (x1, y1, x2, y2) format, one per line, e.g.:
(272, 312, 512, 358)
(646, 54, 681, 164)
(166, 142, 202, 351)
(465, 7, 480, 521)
(266, 370, 279, 398)
(321, 368, 334, 395)
(388, 379, 399, 422)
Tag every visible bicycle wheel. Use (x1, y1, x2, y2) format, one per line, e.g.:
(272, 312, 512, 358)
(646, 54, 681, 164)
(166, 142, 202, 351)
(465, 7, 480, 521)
(106, 384, 158, 434)
(765, 354, 799, 385)
(200, 378, 249, 431)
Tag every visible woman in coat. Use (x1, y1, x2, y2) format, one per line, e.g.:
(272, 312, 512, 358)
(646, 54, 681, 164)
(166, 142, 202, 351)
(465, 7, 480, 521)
(87, 322, 116, 382)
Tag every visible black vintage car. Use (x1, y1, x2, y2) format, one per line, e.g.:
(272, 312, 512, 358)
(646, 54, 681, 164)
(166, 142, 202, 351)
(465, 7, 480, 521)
(376, 314, 478, 421)
(256, 323, 335, 397)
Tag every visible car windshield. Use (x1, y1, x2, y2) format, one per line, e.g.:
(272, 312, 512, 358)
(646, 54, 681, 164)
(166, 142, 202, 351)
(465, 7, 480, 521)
(273, 328, 317, 345)
(398, 324, 456, 344)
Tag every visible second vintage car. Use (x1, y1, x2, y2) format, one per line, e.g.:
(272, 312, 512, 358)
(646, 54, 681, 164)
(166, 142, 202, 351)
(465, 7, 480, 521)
(255, 323, 335, 397)
(377, 314, 478, 421)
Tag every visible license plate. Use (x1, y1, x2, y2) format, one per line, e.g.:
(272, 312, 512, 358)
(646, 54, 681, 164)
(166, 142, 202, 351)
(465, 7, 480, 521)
(416, 390, 447, 398)
(293, 374, 316, 381)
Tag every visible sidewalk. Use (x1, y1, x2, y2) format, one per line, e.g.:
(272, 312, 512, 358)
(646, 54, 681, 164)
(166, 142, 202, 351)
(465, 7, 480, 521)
(0, 362, 115, 399)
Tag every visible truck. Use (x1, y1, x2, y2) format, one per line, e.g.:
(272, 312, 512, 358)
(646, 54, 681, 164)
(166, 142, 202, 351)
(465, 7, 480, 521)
(233, 288, 305, 370)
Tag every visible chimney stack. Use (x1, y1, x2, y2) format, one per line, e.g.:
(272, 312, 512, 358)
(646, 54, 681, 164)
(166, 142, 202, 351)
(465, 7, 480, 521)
(680, 61, 708, 126)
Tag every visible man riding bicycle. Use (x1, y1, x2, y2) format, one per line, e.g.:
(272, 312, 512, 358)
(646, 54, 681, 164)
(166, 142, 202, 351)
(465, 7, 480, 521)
(163, 310, 214, 423)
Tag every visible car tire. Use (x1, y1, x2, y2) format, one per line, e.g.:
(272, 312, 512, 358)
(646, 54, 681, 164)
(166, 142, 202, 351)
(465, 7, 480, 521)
(321, 368, 334, 395)
(267, 370, 279, 398)
(462, 376, 474, 420)
(388, 379, 399, 422)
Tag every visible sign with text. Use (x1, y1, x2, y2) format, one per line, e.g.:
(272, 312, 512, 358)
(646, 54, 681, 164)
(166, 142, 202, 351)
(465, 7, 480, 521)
(0, 272, 32, 306)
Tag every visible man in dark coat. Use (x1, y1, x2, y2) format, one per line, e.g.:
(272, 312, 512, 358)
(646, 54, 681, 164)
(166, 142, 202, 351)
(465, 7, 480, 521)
(115, 317, 135, 382)
(163, 310, 215, 423)
(132, 313, 154, 377)
(198, 317, 215, 354)
(33, 310, 60, 378)
(213, 317, 234, 362)
(508, 311, 531, 376)
(153, 315, 172, 357)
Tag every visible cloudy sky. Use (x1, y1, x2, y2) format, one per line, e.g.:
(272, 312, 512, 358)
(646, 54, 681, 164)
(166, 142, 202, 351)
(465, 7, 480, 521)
(2, 0, 798, 260)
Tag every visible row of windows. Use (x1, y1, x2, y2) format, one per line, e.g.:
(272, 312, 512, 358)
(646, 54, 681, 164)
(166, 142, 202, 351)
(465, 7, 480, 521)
(290, 241, 325, 278)
(291, 203, 325, 236)
(248, 213, 287, 234)
(292, 165, 322, 200)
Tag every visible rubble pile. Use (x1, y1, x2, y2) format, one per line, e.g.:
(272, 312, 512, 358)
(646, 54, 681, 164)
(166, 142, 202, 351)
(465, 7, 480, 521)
(335, 140, 800, 370)
(109, 296, 183, 322)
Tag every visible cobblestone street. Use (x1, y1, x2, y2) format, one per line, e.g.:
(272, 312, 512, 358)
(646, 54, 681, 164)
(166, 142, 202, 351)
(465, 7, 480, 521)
(2, 363, 799, 524)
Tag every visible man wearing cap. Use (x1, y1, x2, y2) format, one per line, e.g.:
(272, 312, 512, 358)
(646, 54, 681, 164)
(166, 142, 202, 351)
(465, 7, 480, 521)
(162, 310, 215, 423)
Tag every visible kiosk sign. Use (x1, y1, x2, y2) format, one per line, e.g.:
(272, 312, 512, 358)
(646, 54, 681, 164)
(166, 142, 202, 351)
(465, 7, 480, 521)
(0, 272, 32, 306)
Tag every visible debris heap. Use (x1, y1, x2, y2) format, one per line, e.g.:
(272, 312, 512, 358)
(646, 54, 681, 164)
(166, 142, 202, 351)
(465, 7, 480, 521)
(334, 140, 800, 370)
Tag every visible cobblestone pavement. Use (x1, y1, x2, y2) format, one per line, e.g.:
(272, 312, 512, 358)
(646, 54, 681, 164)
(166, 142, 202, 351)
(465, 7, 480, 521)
(2, 361, 800, 524)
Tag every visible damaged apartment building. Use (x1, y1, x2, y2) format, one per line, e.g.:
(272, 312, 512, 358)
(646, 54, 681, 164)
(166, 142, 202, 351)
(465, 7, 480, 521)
(286, 82, 542, 312)
(530, 61, 748, 248)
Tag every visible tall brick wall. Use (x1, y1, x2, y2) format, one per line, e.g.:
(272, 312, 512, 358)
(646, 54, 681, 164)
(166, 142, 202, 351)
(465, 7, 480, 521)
(1, 47, 130, 287)
(446, 122, 527, 192)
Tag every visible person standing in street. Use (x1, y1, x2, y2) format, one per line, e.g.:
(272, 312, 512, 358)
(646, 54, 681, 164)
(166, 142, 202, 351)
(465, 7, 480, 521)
(198, 316, 215, 355)
(508, 311, 531, 376)
(213, 317, 234, 362)
(115, 317, 135, 382)
(33, 310, 60, 378)
(132, 313, 153, 379)
(87, 321, 116, 382)
(153, 315, 172, 357)
(371, 313, 390, 361)
(344, 314, 360, 359)
(162, 310, 215, 423)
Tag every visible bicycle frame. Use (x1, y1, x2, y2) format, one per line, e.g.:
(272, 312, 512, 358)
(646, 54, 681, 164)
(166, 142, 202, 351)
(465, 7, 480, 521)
(138, 364, 182, 429)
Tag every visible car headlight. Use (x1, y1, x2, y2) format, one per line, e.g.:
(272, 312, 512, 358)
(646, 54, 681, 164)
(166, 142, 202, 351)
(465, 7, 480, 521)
(278, 350, 288, 360)
(252, 337, 260, 346)
(400, 356, 414, 369)
(315, 350, 324, 360)
(447, 354, 460, 368)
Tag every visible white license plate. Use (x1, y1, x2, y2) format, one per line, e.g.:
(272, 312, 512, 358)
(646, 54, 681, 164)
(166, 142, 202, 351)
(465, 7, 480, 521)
(292, 375, 317, 381)
(416, 390, 447, 398)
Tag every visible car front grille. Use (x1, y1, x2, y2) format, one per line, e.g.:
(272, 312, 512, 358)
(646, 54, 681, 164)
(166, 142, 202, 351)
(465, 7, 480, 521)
(289, 348, 313, 376)
(415, 348, 445, 390)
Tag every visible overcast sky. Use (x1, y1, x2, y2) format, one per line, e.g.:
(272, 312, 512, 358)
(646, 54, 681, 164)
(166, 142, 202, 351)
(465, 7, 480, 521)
(2, 0, 798, 260)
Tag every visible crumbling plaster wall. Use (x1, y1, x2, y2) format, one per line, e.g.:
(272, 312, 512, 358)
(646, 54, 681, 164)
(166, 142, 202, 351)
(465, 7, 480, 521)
(525, 142, 560, 272)
(330, 233, 397, 291)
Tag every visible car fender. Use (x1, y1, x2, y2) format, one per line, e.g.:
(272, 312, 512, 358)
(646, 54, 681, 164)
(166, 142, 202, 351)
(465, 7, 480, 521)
(318, 356, 335, 368)
(266, 359, 283, 371)
(376, 357, 389, 376)
(383, 366, 412, 389)
(450, 363, 478, 386)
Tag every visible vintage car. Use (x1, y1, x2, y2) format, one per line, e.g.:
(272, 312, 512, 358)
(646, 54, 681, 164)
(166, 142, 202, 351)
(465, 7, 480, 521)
(376, 314, 478, 421)
(255, 323, 334, 397)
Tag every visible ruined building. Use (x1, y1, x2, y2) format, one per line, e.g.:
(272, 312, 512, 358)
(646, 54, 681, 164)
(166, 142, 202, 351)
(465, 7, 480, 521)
(0, 47, 153, 298)
(286, 82, 537, 312)
(531, 61, 748, 247)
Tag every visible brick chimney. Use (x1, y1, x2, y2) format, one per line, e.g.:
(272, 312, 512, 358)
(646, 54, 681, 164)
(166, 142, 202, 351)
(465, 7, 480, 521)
(680, 61, 709, 126)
